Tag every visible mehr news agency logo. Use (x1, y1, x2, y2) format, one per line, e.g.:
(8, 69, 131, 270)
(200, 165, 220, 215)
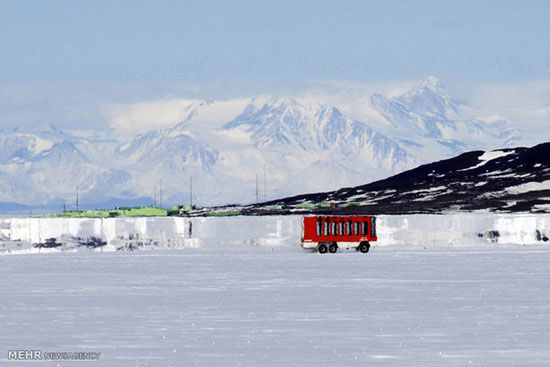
(8, 349, 100, 361)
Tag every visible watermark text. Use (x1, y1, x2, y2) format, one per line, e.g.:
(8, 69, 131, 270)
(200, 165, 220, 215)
(8, 349, 100, 361)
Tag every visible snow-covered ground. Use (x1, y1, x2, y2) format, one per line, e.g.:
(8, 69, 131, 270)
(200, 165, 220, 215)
(1, 245, 550, 366)
(1, 214, 550, 366)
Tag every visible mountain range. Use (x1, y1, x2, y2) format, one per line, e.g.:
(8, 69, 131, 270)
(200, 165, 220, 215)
(0, 77, 535, 212)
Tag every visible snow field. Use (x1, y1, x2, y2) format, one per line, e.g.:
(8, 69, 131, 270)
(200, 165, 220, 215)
(1, 214, 550, 365)
(1, 246, 550, 366)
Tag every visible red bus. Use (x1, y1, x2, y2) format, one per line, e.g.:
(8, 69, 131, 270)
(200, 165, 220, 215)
(301, 215, 377, 254)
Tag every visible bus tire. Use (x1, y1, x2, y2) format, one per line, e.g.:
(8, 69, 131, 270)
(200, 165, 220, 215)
(328, 243, 338, 253)
(318, 244, 328, 254)
(359, 242, 370, 253)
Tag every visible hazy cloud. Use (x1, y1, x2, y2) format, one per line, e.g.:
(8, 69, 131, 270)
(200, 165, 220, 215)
(104, 97, 251, 137)
(1, 78, 549, 145)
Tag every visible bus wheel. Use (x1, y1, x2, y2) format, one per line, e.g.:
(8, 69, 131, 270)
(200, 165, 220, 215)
(328, 243, 338, 253)
(318, 244, 328, 254)
(359, 242, 370, 253)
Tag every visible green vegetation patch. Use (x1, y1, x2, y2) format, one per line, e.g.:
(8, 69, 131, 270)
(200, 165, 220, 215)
(294, 203, 316, 209)
(209, 211, 242, 216)
(56, 207, 169, 218)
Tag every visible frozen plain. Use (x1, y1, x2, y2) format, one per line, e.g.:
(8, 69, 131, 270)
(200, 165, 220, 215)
(1, 215, 550, 366)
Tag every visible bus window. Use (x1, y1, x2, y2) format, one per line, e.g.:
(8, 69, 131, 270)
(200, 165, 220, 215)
(354, 222, 359, 235)
(316, 219, 322, 236)
(362, 221, 369, 235)
(371, 217, 376, 237)
(324, 219, 329, 236)
(332, 221, 337, 235)
(339, 221, 344, 235)
(346, 221, 351, 235)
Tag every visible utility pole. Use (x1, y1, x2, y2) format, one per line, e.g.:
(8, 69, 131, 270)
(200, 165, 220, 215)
(264, 163, 267, 203)
(153, 185, 156, 207)
(76, 185, 79, 211)
(189, 176, 193, 206)
(160, 178, 163, 209)
(256, 174, 259, 204)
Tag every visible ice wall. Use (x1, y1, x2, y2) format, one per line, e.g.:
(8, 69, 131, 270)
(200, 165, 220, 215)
(378, 214, 550, 246)
(0, 216, 304, 252)
(3, 217, 190, 244)
(1, 214, 549, 254)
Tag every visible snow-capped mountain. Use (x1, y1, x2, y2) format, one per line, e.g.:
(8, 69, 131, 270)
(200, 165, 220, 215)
(367, 78, 519, 155)
(222, 97, 411, 169)
(116, 123, 218, 170)
(0, 134, 130, 205)
(0, 133, 53, 163)
(396, 76, 460, 117)
(0, 77, 539, 211)
(31, 140, 89, 165)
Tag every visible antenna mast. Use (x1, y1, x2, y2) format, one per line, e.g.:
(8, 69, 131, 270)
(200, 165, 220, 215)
(160, 179, 163, 208)
(264, 163, 267, 203)
(76, 185, 79, 211)
(256, 174, 259, 204)
(189, 176, 193, 206)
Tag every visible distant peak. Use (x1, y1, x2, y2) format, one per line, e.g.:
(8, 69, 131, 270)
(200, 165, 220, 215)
(48, 123, 60, 132)
(266, 96, 301, 107)
(400, 75, 451, 99)
(418, 75, 444, 91)
(51, 139, 77, 151)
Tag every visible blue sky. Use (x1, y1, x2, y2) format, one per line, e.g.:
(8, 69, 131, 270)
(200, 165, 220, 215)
(1, 0, 549, 132)
(2, 0, 549, 84)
